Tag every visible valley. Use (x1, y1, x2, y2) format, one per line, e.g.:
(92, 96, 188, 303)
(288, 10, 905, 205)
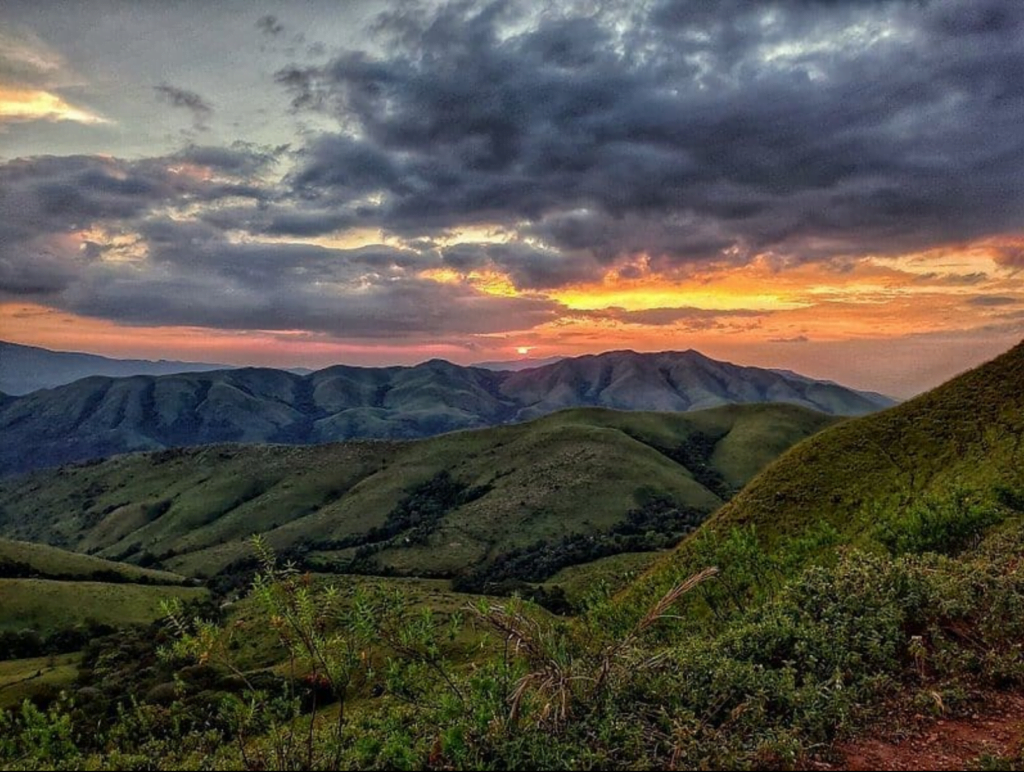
(0, 403, 835, 596)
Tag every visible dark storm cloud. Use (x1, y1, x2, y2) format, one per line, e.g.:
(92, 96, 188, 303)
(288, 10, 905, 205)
(0, 154, 564, 337)
(0, 154, 268, 297)
(59, 222, 563, 337)
(440, 242, 600, 289)
(64, 270, 562, 337)
(200, 206, 360, 238)
(171, 143, 282, 176)
(154, 83, 214, 130)
(273, 0, 1024, 270)
(3, 0, 1023, 342)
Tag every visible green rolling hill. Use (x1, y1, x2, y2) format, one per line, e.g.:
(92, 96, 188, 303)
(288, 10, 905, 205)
(0, 404, 838, 585)
(0, 537, 189, 585)
(0, 579, 206, 635)
(620, 339, 1024, 617)
(0, 538, 205, 637)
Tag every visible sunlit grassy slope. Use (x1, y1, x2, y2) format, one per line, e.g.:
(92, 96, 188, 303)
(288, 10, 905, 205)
(0, 538, 202, 640)
(0, 405, 837, 579)
(0, 537, 187, 584)
(621, 339, 1024, 617)
(0, 579, 206, 634)
(0, 653, 81, 709)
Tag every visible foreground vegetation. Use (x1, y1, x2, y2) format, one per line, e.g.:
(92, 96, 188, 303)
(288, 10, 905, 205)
(2, 490, 1022, 770)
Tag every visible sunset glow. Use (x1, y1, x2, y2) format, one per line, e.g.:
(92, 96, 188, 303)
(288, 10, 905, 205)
(1, 0, 1022, 399)
(0, 86, 108, 124)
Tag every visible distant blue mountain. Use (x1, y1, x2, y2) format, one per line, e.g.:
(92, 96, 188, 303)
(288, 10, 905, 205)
(0, 340, 234, 395)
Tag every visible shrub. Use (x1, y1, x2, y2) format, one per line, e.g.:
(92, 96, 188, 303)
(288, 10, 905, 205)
(874, 492, 1006, 556)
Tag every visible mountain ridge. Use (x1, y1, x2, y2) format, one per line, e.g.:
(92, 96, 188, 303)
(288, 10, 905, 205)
(0, 349, 893, 476)
(0, 340, 236, 395)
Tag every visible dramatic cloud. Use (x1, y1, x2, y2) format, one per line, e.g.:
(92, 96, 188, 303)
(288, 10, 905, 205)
(0, 154, 563, 338)
(1, 0, 1022, 394)
(273, 0, 1024, 267)
(61, 234, 563, 337)
(0, 153, 268, 297)
(440, 242, 600, 290)
(591, 306, 767, 328)
(71, 227, 564, 337)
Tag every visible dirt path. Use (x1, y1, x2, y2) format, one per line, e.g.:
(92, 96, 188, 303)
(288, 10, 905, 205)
(818, 692, 1024, 771)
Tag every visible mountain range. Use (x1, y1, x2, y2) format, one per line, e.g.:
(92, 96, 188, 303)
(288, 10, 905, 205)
(0, 341, 234, 396)
(0, 348, 894, 476)
(472, 355, 568, 371)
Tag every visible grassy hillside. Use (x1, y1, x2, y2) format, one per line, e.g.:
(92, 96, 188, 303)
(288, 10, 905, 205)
(0, 350, 890, 476)
(0, 653, 81, 710)
(0, 405, 837, 583)
(6, 511, 1020, 770)
(705, 339, 1024, 541)
(0, 538, 187, 585)
(2, 346, 1023, 771)
(0, 540, 204, 658)
(0, 579, 206, 634)
(619, 339, 1024, 621)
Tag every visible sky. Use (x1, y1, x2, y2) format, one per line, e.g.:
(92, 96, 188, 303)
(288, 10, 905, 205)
(1, 0, 1022, 398)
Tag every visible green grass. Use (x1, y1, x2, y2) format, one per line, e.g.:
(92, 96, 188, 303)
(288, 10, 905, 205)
(0, 579, 206, 634)
(3, 345, 1023, 770)
(225, 573, 491, 673)
(0, 538, 186, 585)
(538, 551, 666, 604)
(0, 653, 81, 709)
(617, 339, 1024, 630)
(0, 405, 836, 580)
(718, 341, 1024, 542)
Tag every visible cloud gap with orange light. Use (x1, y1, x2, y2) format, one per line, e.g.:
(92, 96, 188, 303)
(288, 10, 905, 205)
(1, 0, 1023, 397)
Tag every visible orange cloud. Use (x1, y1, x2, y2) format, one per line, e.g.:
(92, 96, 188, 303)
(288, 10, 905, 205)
(4, 233, 1022, 397)
(0, 86, 109, 125)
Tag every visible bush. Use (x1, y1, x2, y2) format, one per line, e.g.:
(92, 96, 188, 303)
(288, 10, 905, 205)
(3, 507, 1023, 771)
(874, 492, 1006, 556)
